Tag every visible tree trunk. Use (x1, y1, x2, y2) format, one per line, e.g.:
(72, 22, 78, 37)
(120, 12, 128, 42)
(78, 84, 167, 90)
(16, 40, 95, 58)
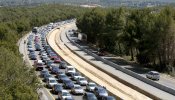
(130, 48, 134, 61)
(118, 42, 121, 54)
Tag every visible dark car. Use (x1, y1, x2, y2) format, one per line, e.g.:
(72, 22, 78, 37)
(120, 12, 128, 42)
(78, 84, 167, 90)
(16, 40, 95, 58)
(94, 86, 108, 98)
(63, 80, 74, 89)
(82, 92, 97, 100)
(40, 69, 49, 77)
(43, 74, 52, 82)
(46, 60, 54, 67)
(35, 44, 41, 51)
(30, 54, 37, 60)
(102, 96, 116, 100)
(59, 61, 67, 69)
(57, 74, 69, 82)
(51, 67, 61, 74)
(52, 84, 63, 94)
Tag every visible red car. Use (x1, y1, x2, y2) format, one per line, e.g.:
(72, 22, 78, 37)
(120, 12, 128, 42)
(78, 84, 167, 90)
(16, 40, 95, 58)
(54, 57, 61, 63)
(50, 54, 58, 60)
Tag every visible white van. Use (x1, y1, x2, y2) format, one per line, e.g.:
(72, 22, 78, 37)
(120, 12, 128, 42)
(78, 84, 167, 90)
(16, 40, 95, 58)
(65, 66, 76, 75)
(146, 71, 160, 81)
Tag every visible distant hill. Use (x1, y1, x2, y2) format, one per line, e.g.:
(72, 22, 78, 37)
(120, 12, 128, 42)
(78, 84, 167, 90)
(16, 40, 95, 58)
(0, 0, 175, 7)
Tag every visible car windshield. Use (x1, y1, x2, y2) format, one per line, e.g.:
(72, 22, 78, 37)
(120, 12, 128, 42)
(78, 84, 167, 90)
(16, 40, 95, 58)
(88, 94, 97, 100)
(106, 97, 115, 100)
(55, 85, 62, 90)
(74, 73, 80, 76)
(99, 88, 106, 93)
(80, 78, 85, 81)
(68, 68, 73, 70)
(50, 79, 56, 83)
(42, 70, 48, 73)
(89, 83, 96, 87)
(153, 73, 159, 75)
(62, 92, 70, 96)
(75, 86, 81, 89)
(61, 75, 67, 78)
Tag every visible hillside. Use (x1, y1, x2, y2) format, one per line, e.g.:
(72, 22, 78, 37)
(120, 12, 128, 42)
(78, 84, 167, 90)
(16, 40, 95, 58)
(0, 0, 175, 7)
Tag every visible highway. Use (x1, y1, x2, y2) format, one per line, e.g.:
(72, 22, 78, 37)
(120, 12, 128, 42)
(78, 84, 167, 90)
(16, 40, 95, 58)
(56, 21, 175, 99)
(18, 19, 175, 100)
(19, 21, 121, 100)
(47, 21, 151, 100)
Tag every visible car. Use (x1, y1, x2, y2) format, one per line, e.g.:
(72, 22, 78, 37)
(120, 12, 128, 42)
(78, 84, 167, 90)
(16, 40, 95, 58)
(49, 53, 58, 60)
(65, 66, 76, 76)
(30, 54, 37, 60)
(52, 84, 63, 94)
(146, 71, 160, 80)
(34, 60, 44, 71)
(43, 74, 52, 82)
(42, 56, 50, 63)
(94, 86, 108, 98)
(35, 44, 41, 51)
(41, 53, 48, 60)
(70, 72, 81, 81)
(40, 69, 49, 77)
(76, 77, 88, 86)
(63, 80, 74, 89)
(46, 60, 54, 67)
(57, 74, 70, 82)
(59, 61, 67, 69)
(58, 90, 73, 100)
(28, 44, 32, 48)
(86, 82, 96, 92)
(82, 92, 97, 100)
(46, 77, 58, 88)
(56, 71, 64, 77)
(49, 63, 59, 70)
(28, 47, 34, 52)
(51, 66, 61, 74)
(102, 96, 116, 100)
(71, 84, 84, 95)
(27, 41, 32, 45)
(39, 49, 46, 55)
(54, 57, 61, 63)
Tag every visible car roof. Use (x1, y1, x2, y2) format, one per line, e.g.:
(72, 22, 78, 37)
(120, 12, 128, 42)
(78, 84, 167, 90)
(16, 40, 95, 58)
(74, 84, 81, 87)
(38, 60, 43, 63)
(62, 90, 68, 92)
(150, 71, 159, 74)
(86, 92, 95, 96)
(48, 77, 56, 80)
(88, 82, 96, 84)
(67, 66, 74, 68)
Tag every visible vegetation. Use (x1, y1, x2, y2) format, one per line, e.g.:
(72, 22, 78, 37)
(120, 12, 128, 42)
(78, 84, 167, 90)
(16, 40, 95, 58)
(77, 7, 175, 73)
(0, 4, 85, 99)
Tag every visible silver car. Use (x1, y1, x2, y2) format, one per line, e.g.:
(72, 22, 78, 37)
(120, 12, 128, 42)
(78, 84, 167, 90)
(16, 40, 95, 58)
(71, 84, 84, 95)
(146, 71, 160, 81)
(76, 77, 88, 86)
(86, 82, 96, 92)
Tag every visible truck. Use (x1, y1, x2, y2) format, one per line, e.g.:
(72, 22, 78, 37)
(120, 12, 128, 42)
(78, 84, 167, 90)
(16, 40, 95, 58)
(77, 33, 87, 42)
(32, 27, 38, 34)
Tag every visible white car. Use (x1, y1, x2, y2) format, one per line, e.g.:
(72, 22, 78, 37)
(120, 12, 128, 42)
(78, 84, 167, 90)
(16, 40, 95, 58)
(72, 72, 82, 81)
(58, 90, 73, 100)
(86, 82, 96, 92)
(146, 71, 160, 81)
(76, 77, 88, 86)
(46, 77, 58, 88)
(71, 84, 84, 95)
(65, 66, 76, 75)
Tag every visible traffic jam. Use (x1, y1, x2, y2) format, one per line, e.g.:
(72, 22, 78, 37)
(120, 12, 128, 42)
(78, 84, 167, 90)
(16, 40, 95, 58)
(26, 20, 116, 100)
